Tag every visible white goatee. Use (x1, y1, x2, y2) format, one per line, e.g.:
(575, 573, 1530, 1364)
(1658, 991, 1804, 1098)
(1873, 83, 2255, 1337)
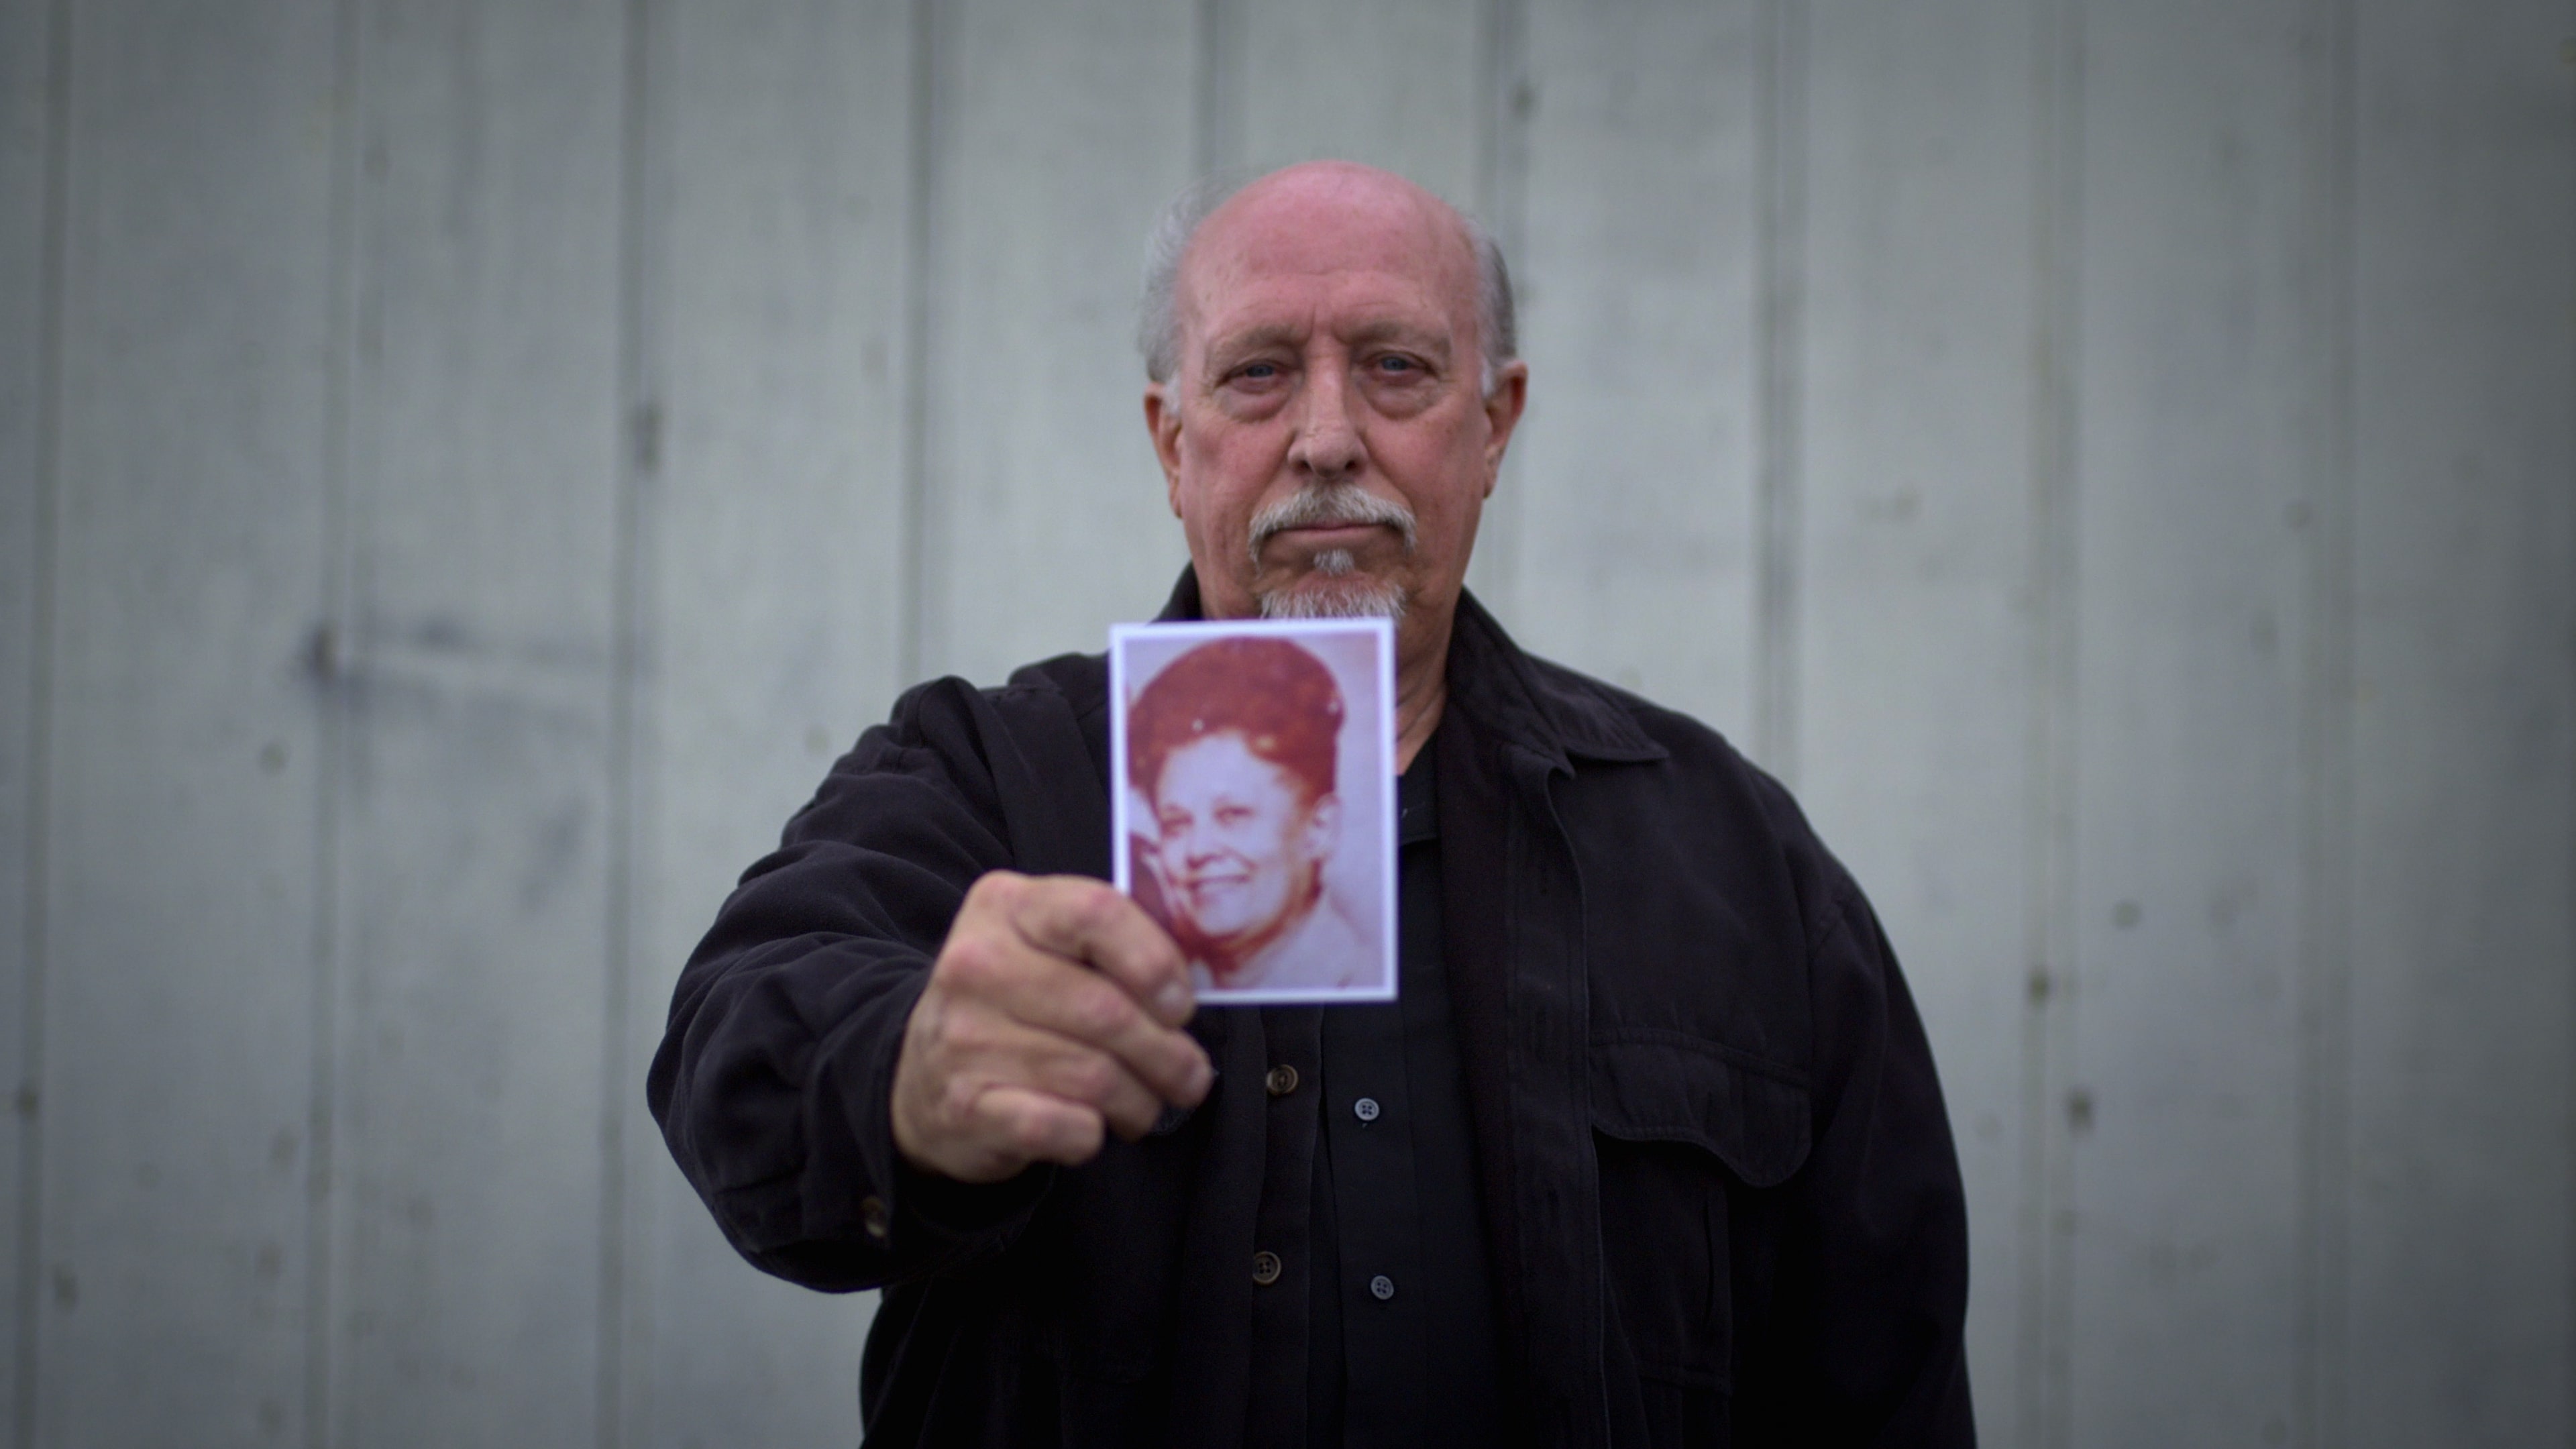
(1247, 483, 1414, 621)
(1257, 575, 1408, 621)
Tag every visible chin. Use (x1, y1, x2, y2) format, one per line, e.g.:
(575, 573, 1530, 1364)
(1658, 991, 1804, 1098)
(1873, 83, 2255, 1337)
(1254, 574, 1408, 621)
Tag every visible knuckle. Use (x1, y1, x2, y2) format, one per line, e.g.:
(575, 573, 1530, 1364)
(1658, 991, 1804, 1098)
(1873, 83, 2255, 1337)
(1066, 984, 1131, 1040)
(1104, 1075, 1153, 1118)
(1152, 1041, 1206, 1094)
(1066, 1055, 1119, 1104)
(938, 936, 1003, 991)
(1066, 1114, 1108, 1161)
(1137, 1057, 1187, 1099)
(966, 870, 1023, 916)
(1008, 1109, 1071, 1159)
(1068, 880, 1122, 934)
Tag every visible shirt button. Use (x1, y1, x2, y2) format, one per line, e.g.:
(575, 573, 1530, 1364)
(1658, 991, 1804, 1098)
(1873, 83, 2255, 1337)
(1353, 1096, 1381, 1123)
(1252, 1250, 1283, 1287)
(1369, 1274, 1396, 1301)
(1265, 1064, 1299, 1097)
(860, 1195, 890, 1242)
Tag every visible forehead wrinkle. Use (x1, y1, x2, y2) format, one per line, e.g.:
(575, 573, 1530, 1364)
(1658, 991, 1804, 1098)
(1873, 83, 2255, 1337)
(1201, 312, 1454, 369)
(1175, 168, 1483, 370)
(1193, 270, 1464, 372)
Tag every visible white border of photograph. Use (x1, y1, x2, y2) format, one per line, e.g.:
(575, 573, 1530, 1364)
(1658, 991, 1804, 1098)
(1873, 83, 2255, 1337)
(1109, 616, 1398, 1005)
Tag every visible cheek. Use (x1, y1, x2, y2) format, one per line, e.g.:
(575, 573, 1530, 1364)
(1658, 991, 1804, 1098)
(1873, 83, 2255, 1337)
(1191, 816, 1258, 861)
(1375, 416, 1487, 503)
(1386, 471, 1478, 557)
(1173, 451, 1250, 537)
(1195, 415, 1297, 486)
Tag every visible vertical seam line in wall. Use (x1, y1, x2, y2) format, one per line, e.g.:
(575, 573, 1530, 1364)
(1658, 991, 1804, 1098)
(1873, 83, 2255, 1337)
(307, 1, 366, 1445)
(1192, 0, 1240, 178)
(2291, 2, 2357, 1445)
(1468, 0, 1527, 615)
(2021, 0, 2086, 1445)
(898, 0, 938, 686)
(1470, 0, 1527, 278)
(2015, 0, 2051, 1427)
(600, 3, 657, 1446)
(11, 1, 70, 1444)
(1754, 0, 1806, 788)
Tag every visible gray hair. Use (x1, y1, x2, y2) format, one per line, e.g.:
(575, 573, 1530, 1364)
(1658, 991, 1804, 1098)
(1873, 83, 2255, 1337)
(1136, 168, 1519, 396)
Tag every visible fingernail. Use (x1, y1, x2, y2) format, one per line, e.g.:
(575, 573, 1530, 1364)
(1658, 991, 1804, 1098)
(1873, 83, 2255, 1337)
(1155, 979, 1192, 1022)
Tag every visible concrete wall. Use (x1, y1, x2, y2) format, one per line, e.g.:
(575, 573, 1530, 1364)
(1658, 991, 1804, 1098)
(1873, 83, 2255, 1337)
(1, 1, 2566, 1444)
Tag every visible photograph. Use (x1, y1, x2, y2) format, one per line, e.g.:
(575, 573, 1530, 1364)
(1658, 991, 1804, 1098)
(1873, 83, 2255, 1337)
(1110, 619, 1398, 1004)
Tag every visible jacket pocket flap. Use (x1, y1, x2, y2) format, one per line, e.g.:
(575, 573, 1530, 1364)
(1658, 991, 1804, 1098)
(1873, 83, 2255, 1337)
(1591, 1031, 1811, 1188)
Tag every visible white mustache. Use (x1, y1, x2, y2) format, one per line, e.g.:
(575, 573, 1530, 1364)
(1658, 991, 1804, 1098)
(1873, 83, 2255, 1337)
(1246, 483, 1417, 561)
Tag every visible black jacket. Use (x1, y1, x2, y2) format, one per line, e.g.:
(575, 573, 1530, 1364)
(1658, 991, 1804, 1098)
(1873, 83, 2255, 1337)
(649, 576, 1974, 1446)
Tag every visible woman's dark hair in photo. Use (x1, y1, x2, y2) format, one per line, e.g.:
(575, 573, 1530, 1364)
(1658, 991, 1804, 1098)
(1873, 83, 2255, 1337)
(1127, 636, 1344, 803)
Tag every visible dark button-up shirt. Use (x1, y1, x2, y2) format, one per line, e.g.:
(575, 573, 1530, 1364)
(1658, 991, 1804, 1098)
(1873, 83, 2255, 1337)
(1233, 746, 1506, 1448)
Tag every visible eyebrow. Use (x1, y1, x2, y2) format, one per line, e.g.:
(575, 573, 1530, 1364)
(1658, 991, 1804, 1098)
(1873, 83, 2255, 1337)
(1341, 319, 1452, 362)
(1204, 323, 1301, 365)
(1202, 319, 1456, 370)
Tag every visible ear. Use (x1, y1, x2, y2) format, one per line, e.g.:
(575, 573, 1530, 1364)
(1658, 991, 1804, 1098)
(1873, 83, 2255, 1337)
(1479, 360, 1529, 497)
(1144, 382, 1185, 517)
(1299, 793, 1342, 859)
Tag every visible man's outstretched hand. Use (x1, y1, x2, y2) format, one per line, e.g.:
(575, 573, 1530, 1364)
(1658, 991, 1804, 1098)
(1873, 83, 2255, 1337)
(892, 871, 1214, 1184)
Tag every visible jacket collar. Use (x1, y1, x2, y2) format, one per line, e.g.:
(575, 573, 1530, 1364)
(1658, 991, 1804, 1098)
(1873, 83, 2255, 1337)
(1152, 567, 1669, 775)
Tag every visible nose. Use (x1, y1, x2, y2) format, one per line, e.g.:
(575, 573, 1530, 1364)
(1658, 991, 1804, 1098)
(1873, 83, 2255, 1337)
(1285, 364, 1362, 482)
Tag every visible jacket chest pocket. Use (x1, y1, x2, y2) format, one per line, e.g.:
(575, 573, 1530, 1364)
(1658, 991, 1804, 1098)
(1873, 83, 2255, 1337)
(1591, 1031, 1809, 1393)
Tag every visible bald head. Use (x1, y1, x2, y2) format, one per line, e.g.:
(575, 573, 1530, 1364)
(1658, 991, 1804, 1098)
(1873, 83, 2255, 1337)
(1138, 162, 1516, 394)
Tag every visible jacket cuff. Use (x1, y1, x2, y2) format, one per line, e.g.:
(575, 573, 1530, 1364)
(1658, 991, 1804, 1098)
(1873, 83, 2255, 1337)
(818, 967, 1053, 1271)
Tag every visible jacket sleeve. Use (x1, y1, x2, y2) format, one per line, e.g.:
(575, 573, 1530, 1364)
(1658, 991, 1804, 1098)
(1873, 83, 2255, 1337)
(645, 678, 1055, 1293)
(1747, 871, 1978, 1446)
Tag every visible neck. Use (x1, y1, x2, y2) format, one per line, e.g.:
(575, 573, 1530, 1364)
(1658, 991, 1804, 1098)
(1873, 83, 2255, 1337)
(1393, 606, 1453, 772)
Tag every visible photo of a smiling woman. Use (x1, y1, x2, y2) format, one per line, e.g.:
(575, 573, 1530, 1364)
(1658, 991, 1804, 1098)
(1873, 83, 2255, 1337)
(1122, 633, 1388, 997)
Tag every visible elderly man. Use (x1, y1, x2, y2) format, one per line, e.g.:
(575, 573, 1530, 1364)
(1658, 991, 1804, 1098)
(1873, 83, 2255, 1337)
(650, 161, 1972, 1447)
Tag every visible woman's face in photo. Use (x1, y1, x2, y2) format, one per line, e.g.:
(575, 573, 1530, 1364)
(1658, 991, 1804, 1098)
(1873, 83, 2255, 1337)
(1150, 731, 1337, 955)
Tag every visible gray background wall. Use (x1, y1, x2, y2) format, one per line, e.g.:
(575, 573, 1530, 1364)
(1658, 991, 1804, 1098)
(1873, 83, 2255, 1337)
(1, 1, 2567, 1445)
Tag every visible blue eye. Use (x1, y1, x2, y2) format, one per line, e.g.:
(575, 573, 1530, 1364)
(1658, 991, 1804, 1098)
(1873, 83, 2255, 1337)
(1375, 356, 1417, 374)
(1238, 362, 1279, 380)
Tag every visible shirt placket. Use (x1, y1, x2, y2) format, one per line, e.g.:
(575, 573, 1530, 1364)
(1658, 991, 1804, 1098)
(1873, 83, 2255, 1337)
(1246, 1005, 1324, 1449)
(1320, 994, 1430, 1448)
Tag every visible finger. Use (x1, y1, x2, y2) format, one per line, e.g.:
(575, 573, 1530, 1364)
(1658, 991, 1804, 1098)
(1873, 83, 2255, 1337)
(1022, 1040, 1167, 1140)
(996, 963, 1212, 1109)
(1006, 875, 1196, 1026)
(970, 1084, 1106, 1170)
(898, 1044, 1115, 1181)
(937, 1010, 1168, 1140)
(941, 888, 1212, 1108)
